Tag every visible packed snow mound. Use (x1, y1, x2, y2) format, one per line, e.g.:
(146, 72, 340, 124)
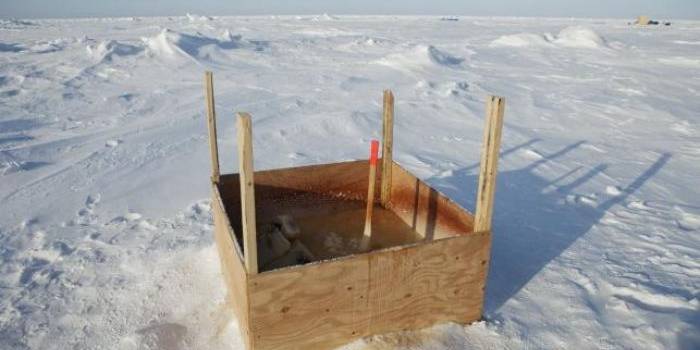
(0, 18, 35, 29)
(376, 45, 464, 72)
(490, 33, 552, 48)
(337, 36, 393, 51)
(186, 13, 213, 22)
(141, 28, 255, 60)
(312, 13, 339, 21)
(86, 40, 142, 62)
(142, 29, 181, 57)
(553, 26, 607, 48)
(491, 26, 607, 49)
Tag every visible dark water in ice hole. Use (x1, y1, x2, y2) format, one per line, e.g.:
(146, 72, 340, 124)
(294, 201, 424, 260)
(258, 201, 423, 261)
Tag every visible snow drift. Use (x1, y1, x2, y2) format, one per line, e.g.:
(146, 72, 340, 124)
(186, 13, 213, 22)
(142, 28, 262, 61)
(86, 40, 142, 62)
(312, 13, 339, 21)
(376, 45, 464, 72)
(491, 26, 608, 49)
(553, 26, 607, 48)
(490, 33, 553, 48)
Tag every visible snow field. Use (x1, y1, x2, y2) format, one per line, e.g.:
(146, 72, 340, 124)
(1, 15, 699, 349)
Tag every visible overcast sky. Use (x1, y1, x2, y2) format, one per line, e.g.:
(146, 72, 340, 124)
(1, 0, 699, 19)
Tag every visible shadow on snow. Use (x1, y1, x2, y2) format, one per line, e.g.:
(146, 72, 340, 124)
(423, 139, 671, 313)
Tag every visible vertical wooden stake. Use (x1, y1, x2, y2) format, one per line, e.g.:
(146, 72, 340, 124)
(204, 71, 220, 183)
(474, 96, 505, 232)
(237, 112, 258, 274)
(380, 90, 394, 207)
(361, 140, 380, 251)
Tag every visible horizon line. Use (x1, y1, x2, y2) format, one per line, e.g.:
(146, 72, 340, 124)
(2, 13, 692, 21)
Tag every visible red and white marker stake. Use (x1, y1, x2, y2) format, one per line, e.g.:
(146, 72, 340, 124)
(361, 140, 380, 251)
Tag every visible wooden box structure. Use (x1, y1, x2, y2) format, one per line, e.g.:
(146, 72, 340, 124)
(204, 72, 505, 350)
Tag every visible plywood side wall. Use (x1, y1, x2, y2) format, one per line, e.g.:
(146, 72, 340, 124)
(388, 162, 474, 239)
(246, 231, 490, 350)
(250, 160, 380, 200)
(218, 160, 381, 235)
(212, 185, 251, 349)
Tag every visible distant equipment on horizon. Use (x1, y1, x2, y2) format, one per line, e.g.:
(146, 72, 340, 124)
(632, 15, 671, 26)
(636, 15, 651, 25)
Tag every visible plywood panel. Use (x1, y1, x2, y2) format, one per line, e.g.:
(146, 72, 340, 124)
(255, 160, 381, 200)
(212, 184, 251, 349)
(248, 255, 368, 349)
(247, 231, 490, 350)
(389, 162, 474, 239)
(365, 232, 489, 335)
(219, 161, 379, 220)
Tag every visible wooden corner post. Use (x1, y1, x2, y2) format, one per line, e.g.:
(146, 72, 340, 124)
(380, 90, 394, 206)
(237, 112, 258, 274)
(474, 96, 505, 232)
(204, 71, 221, 183)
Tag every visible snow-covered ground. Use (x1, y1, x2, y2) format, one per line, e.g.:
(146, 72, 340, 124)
(1, 15, 699, 349)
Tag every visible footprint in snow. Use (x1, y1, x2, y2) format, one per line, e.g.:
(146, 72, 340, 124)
(86, 193, 101, 208)
(52, 241, 75, 256)
(20, 217, 40, 230)
(110, 212, 142, 223)
(72, 194, 103, 225)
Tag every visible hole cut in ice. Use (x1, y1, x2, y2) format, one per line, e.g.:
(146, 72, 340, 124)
(256, 200, 423, 272)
